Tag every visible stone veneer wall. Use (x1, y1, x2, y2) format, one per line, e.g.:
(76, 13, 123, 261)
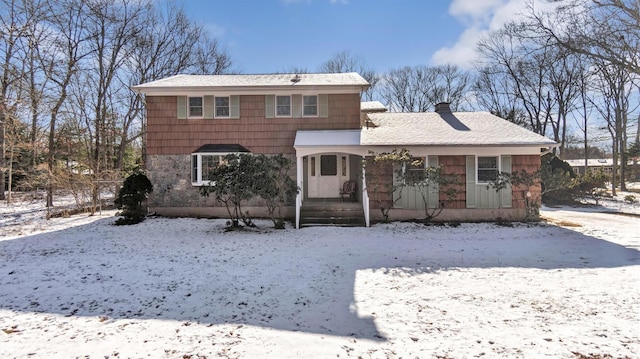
(146, 154, 298, 210)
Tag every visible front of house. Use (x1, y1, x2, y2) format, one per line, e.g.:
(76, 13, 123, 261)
(133, 73, 557, 227)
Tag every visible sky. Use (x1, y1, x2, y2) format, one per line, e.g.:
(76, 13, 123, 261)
(179, 0, 534, 74)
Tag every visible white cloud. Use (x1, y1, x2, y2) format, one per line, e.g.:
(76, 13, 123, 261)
(431, 0, 529, 68)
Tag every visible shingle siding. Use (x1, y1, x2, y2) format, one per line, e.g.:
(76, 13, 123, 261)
(146, 94, 361, 156)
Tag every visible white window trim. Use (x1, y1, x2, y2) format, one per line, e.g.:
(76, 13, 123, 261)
(188, 96, 204, 119)
(476, 155, 499, 184)
(276, 95, 292, 117)
(191, 153, 233, 186)
(214, 96, 230, 119)
(302, 95, 318, 117)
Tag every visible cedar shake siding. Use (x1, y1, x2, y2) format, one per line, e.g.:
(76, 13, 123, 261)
(366, 154, 544, 222)
(511, 154, 542, 209)
(146, 94, 361, 156)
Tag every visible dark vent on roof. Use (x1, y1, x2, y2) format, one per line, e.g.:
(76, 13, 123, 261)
(435, 102, 451, 114)
(290, 74, 301, 84)
(192, 144, 251, 153)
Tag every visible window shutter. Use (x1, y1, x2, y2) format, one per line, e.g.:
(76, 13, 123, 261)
(203, 96, 214, 119)
(230, 95, 240, 118)
(177, 96, 187, 119)
(319, 94, 328, 118)
(292, 94, 302, 117)
(265, 95, 275, 118)
(466, 155, 477, 208)
(501, 155, 512, 208)
(428, 156, 439, 208)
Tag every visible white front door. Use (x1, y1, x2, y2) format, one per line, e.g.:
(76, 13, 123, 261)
(308, 153, 349, 198)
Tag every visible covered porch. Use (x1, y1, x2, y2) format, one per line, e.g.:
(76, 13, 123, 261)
(293, 130, 370, 228)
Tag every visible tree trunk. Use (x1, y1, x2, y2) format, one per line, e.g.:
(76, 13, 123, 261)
(0, 114, 5, 201)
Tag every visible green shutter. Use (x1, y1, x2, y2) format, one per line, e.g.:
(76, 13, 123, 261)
(292, 94, 302, 117)
(466, 155, 477, 208)
(265, 95, 275, 118)
(230, 95, 240, 119)
(177, 96, 187, 119)
(319, 94, 328, 118)
(501, 155, 512, 208)
(203, 96, 214, 119)
(428, 156, 439, 208)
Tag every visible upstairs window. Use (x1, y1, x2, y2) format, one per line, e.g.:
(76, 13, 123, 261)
(303, 95, 318, 116)
(188, 97, 203, 117)
(478, 156, 498, 182)
(276, 96, 291, 117)
(215, 96, 230, 118)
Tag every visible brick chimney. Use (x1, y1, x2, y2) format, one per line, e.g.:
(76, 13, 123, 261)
(435, 102, 451, 113)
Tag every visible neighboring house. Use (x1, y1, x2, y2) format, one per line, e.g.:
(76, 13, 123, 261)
(133, 73, 557, 227)
(566, 159, 614, 175)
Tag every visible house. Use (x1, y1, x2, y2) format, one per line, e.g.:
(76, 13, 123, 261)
(132, 73, 557, 227)
(565, 158, 614, 175)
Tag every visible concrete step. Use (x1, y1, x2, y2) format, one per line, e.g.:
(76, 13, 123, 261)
(300, 202, 365, 227)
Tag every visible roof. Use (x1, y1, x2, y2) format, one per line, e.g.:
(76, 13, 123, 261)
(360, 101, 387, 112)
(565, 159, 614, 167)
(192, 144, 251, 153)
(133, 73, 370, 94)
(294, 130, 361, 147)
(362, 112, 558, 147)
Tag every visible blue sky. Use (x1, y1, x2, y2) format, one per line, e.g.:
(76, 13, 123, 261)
(180, 0, 530, 74)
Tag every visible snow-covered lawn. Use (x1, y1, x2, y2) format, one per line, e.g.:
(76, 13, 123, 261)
(0, 194, 638, 358)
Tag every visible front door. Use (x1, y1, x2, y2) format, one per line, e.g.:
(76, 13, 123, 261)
(308, 153, 349, 198)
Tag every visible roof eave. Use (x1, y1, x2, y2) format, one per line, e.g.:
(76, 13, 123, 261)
(131, 84, 369, 96)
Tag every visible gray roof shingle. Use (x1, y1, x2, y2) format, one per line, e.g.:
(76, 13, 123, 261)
(362, 112, 557, 147)
(134, 72, 369, 90)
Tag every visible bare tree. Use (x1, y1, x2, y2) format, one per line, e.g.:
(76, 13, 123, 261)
(473, 65, 529, 127)
(477, 23, 557, 136)
(319, 50, 379, 100)
(40, 0, 93, 207)
(527, 0, 640, 75)
(590, 60, 637, 194)
(380, 66, 432, 112)
(0, 0, 34, 200)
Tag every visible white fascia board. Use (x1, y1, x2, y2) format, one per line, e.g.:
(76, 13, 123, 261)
(294, 145, 369, 157)
(132, 85, 366, 96)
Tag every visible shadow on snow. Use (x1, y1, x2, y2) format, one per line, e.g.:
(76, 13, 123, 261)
(0, 215, 638, 341)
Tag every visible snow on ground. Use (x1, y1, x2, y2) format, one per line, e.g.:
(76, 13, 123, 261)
(0, 192, 639, 358)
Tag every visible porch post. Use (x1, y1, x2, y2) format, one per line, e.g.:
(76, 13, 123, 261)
(296, 154, 303, 229)
(362, 164, 370, 227)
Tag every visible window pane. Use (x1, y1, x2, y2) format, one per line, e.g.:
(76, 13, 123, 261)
(310, 157, 316, 177)
(201, 155, 220, 180)
(215, 97, 229, 117)
(320, 155, 337, 176)
(189, 97, 203, 117)
(478, 157, 497, 169)
(276, 96, 290, 116)
(303, 95, 317, 116)
(342, 156, 347, 176)
(477, 157, 498, 182)
(191, 155, 198, 182)
(215, 97, 229, 107)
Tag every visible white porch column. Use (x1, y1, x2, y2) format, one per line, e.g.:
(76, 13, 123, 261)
(362, 165, 370, 227)
(296, 154, 303, 229)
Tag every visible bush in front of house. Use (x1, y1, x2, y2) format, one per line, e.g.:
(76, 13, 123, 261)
(200, 153, 298, 230)
(114, 171, 153, 225)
